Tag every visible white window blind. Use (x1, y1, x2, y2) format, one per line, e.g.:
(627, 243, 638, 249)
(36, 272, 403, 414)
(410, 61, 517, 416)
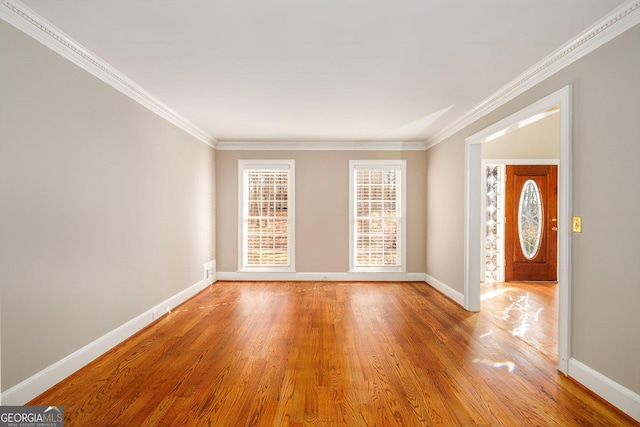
(350, 160, 406, 272)
(239, 160, 295, 271)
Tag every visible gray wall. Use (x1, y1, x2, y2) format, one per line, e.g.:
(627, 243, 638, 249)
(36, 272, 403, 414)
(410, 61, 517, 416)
(216, 150, 426, 273)
(0, 21, 216, 390)
(425, 26, 640, 394)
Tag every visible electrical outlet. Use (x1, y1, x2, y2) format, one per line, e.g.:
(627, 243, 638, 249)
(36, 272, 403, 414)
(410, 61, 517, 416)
(572, 216, 582, 233)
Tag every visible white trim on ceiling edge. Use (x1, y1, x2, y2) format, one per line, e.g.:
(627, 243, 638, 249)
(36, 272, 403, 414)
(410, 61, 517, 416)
(1, 1, 638, 152)
(1, 276, 215, 405)
(425, 0, 640, 149)
(216, 140, 428, 151)
(0, 0, 217, 148)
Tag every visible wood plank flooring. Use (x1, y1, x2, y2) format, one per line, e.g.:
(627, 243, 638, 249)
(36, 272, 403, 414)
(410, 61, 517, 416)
(480, 281, 558, 364)
(30, 281, 637, 426)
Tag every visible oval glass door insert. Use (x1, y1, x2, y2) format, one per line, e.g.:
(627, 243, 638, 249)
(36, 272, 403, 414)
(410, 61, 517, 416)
(518, 179, 543, 259)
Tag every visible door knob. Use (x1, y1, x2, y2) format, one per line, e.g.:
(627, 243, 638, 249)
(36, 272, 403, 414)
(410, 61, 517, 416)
(551, 227, 558, 231)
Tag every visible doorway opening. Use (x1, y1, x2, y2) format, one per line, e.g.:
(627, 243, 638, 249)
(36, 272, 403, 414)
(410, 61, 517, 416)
(464, 86, 572, 374)
(482, 161, 559, 283)
(482, 162, 559, 364)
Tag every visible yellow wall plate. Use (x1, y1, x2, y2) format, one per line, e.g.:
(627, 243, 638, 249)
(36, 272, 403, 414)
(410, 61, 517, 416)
(572, 216, 582, 233)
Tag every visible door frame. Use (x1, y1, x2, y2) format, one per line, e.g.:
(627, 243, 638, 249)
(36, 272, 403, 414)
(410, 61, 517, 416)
(464, 85, 572, 374)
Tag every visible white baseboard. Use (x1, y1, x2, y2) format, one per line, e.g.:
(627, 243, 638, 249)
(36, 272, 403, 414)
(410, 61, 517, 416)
(425, 274, 465, 307)
(6, 274, 637, 424)
(568, 358, 640, 422)
(1, 277, 213, 405)
(216, 271, 427, 282)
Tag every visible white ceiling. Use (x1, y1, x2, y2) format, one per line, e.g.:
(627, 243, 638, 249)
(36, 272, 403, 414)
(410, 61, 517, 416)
(19, 0, 627, 143)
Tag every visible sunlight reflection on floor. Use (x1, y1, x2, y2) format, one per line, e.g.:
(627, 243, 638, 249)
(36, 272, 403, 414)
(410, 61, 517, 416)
(480, 281, 558, 364)
(480, 287, 509, 301)
(473, 358, 516, 373)
(503, 293, 530, 337)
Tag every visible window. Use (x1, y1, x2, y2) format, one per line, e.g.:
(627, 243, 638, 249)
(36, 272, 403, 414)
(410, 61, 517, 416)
(238, 160, 295, 272)
(349, 160, 406, 272)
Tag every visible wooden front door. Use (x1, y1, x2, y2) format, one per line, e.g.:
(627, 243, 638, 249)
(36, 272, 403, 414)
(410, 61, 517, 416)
(505, 165, 557, 281)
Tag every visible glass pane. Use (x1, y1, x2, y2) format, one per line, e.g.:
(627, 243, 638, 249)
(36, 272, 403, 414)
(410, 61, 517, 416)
(485, 165, 501, 281)
(354, 167, 400, 267)
(518, 179, 543, 260)
(243, 168, 290, 266)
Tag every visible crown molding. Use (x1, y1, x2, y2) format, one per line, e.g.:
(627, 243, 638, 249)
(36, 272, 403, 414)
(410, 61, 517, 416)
(216, 140, 428, 151)
(0, 0, 217, 148)
(425, 0, 640, 149)
(4, 0, 637, 152)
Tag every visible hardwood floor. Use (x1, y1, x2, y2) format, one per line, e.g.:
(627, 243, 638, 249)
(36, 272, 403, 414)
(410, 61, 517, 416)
(30, 281, 637, 426)
(481, 281, 558, 364)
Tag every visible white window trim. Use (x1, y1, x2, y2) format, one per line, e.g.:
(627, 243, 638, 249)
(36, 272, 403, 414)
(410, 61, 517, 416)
(349, 160, 407, 273)
(238, 159, 295, 273)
